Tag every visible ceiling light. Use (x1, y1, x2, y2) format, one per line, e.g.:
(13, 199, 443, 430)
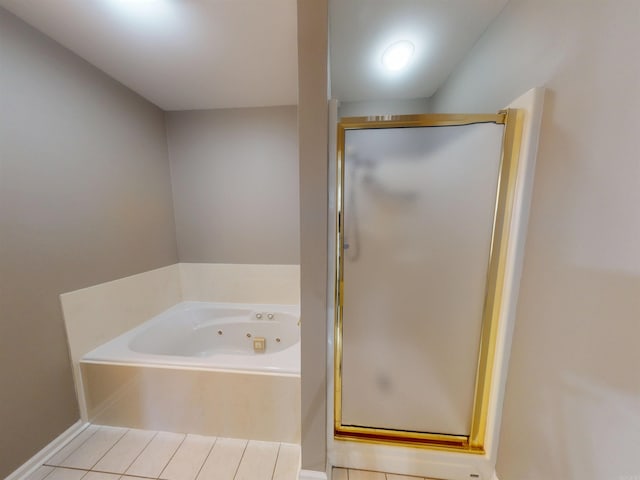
(381, 40, 415, 72)
(112, 0, 158, 5)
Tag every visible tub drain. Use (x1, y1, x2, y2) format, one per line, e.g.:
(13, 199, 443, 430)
(246, 333, 252, 338)
(217, 330, 223, 335)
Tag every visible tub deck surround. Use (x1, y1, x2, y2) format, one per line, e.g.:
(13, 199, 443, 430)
(79, 301, 301, 443)
(60, 264, 183, 420)
(60, 264, 184, 364)
(81, 362, 301, 443)
(59, 263, 301, 421)
(178, 263, 301, 305)
(27, 424, 300, 480)
(84, 302, 301, 374)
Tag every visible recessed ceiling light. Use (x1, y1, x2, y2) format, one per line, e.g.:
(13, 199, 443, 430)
(381, 40, 415, 72)
(112, 0, 158, 5)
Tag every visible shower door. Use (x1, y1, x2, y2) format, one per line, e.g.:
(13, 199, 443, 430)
(334, 111, 522, 452)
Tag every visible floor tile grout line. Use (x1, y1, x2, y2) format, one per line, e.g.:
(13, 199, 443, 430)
(231, 439, 250, 480)
(118, 473, 159, 480)
(87, 431, 130, 473)
(191, 436, 218, 480)
(43, 466, 90, 480)
(131, 431, 164, 478)
(155, 433, 188, 480)
(39, 465, 57, 480)
(45, 465, 160, 480)
(85, 471, 124, 478)
(130, 430, 160, 476)
(44, 466, 102, 473)
(87, 427, 130, 471)
(111, 430, 159, 476)
(46, 433, 288, 480)
(44, 425, 100, 467)
(269, 443, 282, 480)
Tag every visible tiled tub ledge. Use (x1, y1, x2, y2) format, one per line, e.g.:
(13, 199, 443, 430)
(56, 262, 301, 471)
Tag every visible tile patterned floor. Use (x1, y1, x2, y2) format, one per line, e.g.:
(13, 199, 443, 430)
(333, 468, 433, 480)
(26, 425, 300, 480)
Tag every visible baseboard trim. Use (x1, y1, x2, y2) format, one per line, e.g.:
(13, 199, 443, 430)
(5, 420, 87, 480)
(299, 469, 328, 480)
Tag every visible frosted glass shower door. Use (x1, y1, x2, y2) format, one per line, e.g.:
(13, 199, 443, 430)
(337, 117, 511, 443)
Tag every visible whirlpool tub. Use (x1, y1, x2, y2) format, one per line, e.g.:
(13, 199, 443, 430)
(79, 301, 301, 442)
(84, 301, 300, 374)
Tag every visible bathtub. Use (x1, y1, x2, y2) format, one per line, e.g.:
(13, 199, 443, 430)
(79, 301, 301, 442)
(83, 301, 300, 374)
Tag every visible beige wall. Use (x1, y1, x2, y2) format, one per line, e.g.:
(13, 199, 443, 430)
(0, 8, 178, 477)
(297, 0, 329, 472)
(431, 1, 640, 479)
(166, 107, 299, 264)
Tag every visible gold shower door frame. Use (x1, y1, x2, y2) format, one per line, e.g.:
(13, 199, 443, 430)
(333, 110, 523, 454)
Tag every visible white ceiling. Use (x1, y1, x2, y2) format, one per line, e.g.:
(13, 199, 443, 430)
(0, 0, 299, 111)
(0, 0, 509, 110)
(330, 0, 510, 102)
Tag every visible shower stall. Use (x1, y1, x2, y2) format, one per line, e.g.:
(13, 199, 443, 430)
(327, 89, 544, 480)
